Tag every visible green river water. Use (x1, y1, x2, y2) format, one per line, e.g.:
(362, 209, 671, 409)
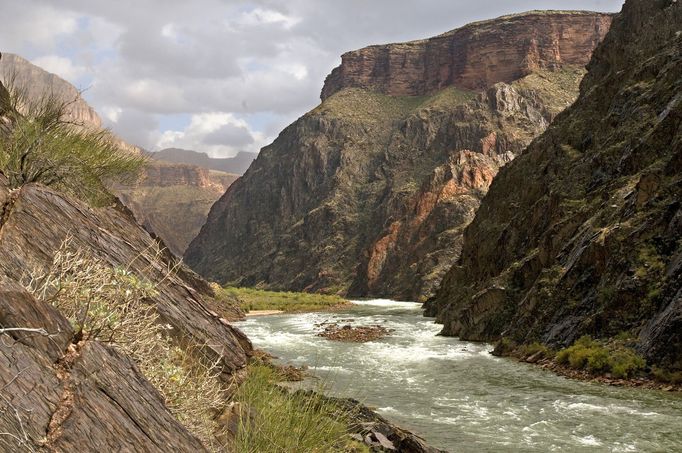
(235, 299, 682, 452)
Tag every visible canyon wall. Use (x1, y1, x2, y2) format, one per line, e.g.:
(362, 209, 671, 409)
(321, 11, 612, 99)
(426, 0, 682, 369)
(186, 11, 611, 300)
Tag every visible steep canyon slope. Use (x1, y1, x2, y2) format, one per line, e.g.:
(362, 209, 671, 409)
(0, 170, 251, 450)
(425, 0, 682, 369)
(186, 11, 612, 300)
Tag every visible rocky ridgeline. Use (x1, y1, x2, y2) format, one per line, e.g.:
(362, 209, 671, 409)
(186, 11, 611, 301)
(0, 172, 252, 450)
(321, 11, 612, 99)
(426, 0, 682, 370)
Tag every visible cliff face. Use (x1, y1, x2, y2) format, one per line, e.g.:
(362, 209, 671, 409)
(0, 173, 251, 450)
(321, 11, 612, 100)
(0, 53, 102, 128)
(186, 11, 610, 299)
(426, 0, 682, 369)
(114, 162, 238, 255)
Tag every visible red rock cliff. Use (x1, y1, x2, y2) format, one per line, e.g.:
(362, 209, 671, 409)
(321, 11, 612, 99)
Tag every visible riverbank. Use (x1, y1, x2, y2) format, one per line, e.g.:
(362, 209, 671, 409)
(495, 338, 682, 393)
(235, 300, 682, 452)
(219, 286, 351, 314)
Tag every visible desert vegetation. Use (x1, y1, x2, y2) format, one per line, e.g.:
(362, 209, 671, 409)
(221, 286, 350, 313)
(25, 240, 228, 450)
(231, 364, 365, 452)
(0, 75, 145, 205)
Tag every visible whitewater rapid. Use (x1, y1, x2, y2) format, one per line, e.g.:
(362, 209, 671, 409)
(235, 300, 682, 452)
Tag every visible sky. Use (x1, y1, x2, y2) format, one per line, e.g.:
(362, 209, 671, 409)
(1, 0, 624, 158)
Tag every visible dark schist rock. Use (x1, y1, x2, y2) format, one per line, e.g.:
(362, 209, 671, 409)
(0, 275, 208, 452)
(426, 0, 682, 369)
(0, 178, 251, 380)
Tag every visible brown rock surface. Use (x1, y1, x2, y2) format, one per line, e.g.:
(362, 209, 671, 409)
(114, 161, 239, 255)
(187, 64, 591, 300)
(321, 11, 612, 99)
(0, 274, 208, 451)
(0, 179, 251, 378)
(426, 0, 682, 370)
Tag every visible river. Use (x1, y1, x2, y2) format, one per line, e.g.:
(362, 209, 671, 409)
(234, 299, 682, 452)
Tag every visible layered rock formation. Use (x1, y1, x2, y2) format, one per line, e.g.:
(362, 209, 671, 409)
(0, 53, 240, 256)
(187, 11, 611, 300)
(0, 171, 251, 450)
(153, 148, 257, 175)
(321, 11, 612, 99)
(115, 162, 238, 255)
(426, 0, 682, 369)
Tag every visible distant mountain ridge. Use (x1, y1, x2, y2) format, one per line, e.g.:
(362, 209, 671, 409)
(153, 148, 257, 175)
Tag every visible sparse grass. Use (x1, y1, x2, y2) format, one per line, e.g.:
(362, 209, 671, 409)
(315, 86, 475, 125)
(231, 364, 364, 452)
(556, 336, 646, 379)
(26, 240, 228, 450)
(221, 286, 350, 313)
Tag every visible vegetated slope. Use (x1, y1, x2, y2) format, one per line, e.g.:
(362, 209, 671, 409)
(426, 0, 682, 370)
(0, 53, 240, 256)
(0, 169, 251, 450)
(115, 161, 238, 255)
(153, 148, 257, 175)
(186, 11, 612, 300)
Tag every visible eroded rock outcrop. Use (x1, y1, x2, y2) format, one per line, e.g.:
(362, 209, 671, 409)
(114, 161, 238, 255)
(0, 171, 251, 450)
(426, 0, 682, 370)
(321, 11, 612, 99)
(0, 176, 250, 377)
(187, 11, 610, 300)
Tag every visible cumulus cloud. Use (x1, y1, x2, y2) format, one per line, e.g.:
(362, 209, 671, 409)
(31, 55, 88, 81)
(156, 112, 264, 157)
(0, 0, 624, 157)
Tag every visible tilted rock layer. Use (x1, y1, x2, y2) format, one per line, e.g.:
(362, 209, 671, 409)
(426, 0, 682, 369)
(321, 11, 612, 99)
(0, 172, 251, 450)
(186, 11, 611, 300)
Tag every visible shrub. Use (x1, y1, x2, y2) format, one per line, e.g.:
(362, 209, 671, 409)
(518, 342, 553, 359)
(0, 75, 145, 205)
(555, 335, 646, 378)
(26, 240, 227, 450)
(651, 366, 682, 385)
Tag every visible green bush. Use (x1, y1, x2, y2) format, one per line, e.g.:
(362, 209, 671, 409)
(518, 342, 553, 360)
(0, 77, 145, 205)
(555, 335, 646, 378)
